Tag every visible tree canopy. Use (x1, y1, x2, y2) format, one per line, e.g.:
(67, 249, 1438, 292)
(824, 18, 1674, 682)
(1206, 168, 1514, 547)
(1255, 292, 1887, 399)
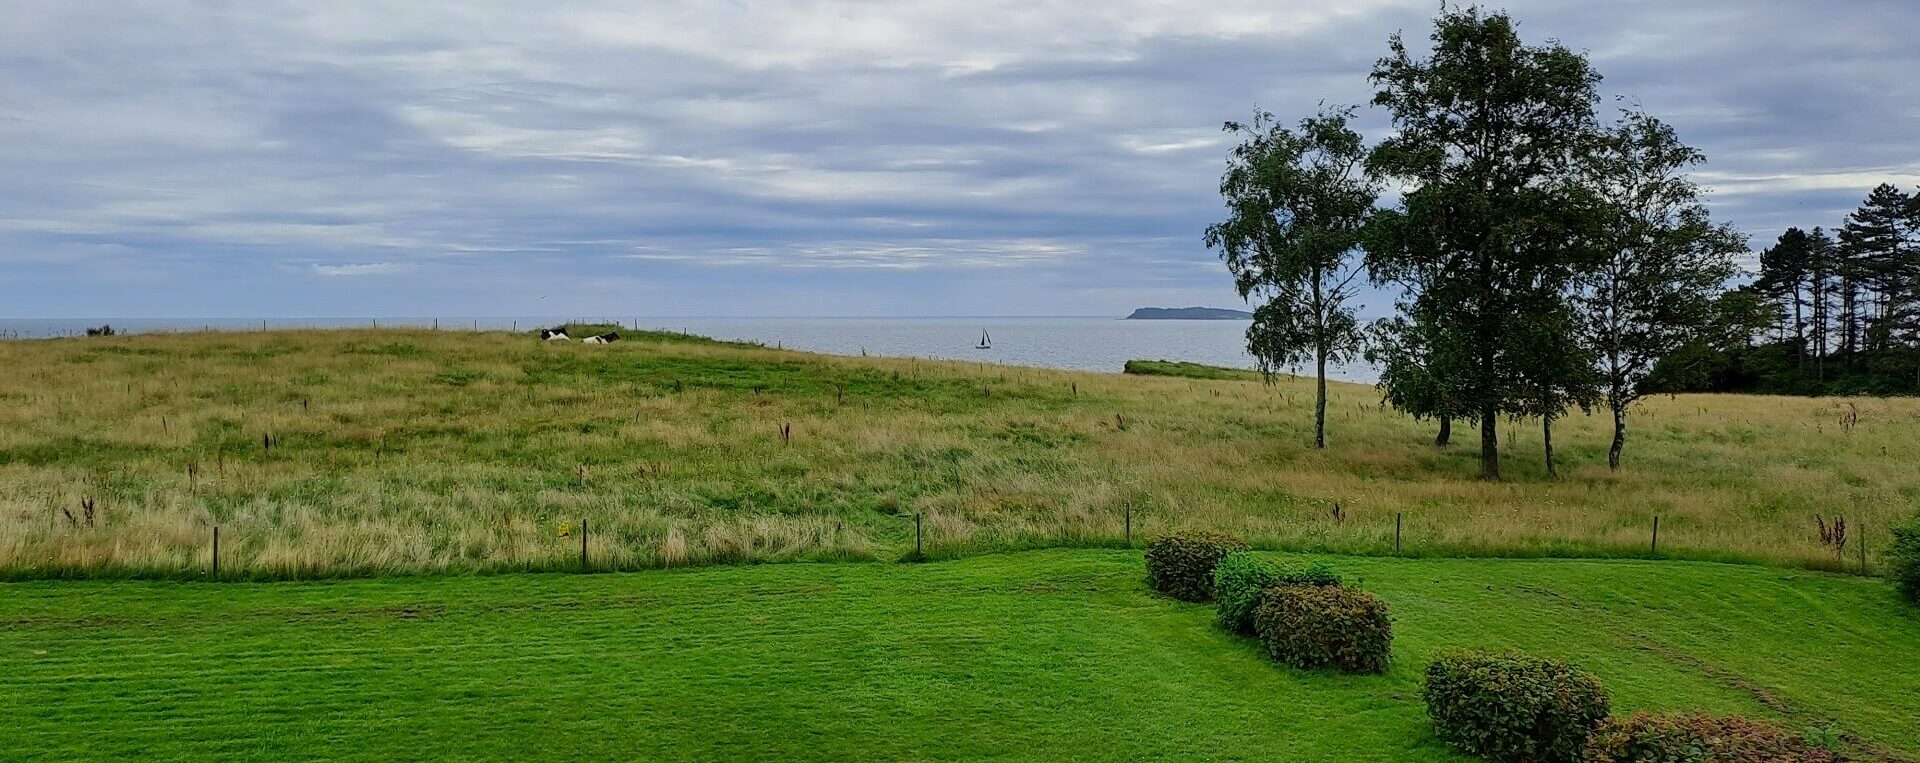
(1206, 107, 1377, 449)
(1364, 6, 1606, 479)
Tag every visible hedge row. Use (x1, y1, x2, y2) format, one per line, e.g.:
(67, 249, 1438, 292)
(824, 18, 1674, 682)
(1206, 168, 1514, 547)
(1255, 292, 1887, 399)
(1213, 552, 1342, 634)
(1148, 534, 1389, 675)
(1146, 534, 1860, 760)
(1424, 651, 1847, 762)
(1586, 713, 1842, 763)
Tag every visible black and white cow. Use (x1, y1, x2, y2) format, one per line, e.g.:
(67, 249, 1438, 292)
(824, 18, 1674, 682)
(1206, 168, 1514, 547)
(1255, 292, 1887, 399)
(540, 328, 570, 341)
(583, 331, 621, 345)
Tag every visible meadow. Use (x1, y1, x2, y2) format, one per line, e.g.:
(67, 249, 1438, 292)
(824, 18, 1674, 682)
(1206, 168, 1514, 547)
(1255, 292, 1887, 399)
(1, 327, 1917, 578)
(3, 550, 1915, 760)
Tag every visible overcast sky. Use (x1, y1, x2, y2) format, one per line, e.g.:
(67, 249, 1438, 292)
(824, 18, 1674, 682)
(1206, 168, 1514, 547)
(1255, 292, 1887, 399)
(3, 1, 1917, 318)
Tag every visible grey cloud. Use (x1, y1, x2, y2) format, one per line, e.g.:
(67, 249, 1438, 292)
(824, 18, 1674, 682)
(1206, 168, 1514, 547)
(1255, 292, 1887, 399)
(1, 1, 1916, 317)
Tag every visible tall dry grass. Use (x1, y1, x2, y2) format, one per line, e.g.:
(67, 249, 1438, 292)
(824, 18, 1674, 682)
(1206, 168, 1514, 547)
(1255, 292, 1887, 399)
(1, 327, 1915, 579)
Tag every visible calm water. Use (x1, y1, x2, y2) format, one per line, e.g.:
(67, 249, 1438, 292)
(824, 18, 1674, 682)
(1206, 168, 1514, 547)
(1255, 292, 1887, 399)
(0, 316, 1379, 382)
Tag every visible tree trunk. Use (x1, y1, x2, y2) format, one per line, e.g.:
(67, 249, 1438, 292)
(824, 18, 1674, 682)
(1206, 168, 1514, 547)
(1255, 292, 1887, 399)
(1435, 416, 1452, 447)
(1479, 405, 1500, 480)
(1608, 405, 1627, 471)
(1792, 285, 1804, 373)
(1542, 415, 1556, 478)
(1314, 347, 1327, 449)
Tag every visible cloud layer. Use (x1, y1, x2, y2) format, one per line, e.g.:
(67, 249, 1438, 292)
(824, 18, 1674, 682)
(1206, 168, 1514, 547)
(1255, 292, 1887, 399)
(3, 1, 1917, 317)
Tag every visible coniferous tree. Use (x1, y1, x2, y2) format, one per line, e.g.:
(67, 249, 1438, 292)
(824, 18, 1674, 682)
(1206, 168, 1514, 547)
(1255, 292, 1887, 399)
(1806, 227, 1838, 381)
(1896, 188, 1920, 382)
(1842, 184, 1914, 354)
(1755, 228, 1813, 367)
(1646, 187, 1920, 395)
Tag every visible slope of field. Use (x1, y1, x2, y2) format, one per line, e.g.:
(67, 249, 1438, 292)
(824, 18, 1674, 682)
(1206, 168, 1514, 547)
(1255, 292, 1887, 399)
(3, 551, 1915, 761)
(2, 328, 1918, 577)
(1122, 358, 1267, 381)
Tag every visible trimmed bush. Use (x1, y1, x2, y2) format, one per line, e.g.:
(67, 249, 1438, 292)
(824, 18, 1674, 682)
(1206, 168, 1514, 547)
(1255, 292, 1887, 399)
(1891, 515, 1920, 604)
(1422, 651, 1609, 763)
(1278, 560, 1343, 589)
(1145, 531, 1247, 602)
(1252, 584, 1392, 673)
(1213, 552, 1283, 634)
(1217, 556, 1346, 635)
(1586, 713, 1840, 763)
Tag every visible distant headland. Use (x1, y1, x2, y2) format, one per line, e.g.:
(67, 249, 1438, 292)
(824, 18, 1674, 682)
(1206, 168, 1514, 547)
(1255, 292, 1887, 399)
(1124, 306, 1252, 320)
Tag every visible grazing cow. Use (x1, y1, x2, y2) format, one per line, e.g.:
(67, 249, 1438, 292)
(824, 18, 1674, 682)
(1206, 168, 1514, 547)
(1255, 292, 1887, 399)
(583, 332, 621, 345)
(540, 328, 570, 341)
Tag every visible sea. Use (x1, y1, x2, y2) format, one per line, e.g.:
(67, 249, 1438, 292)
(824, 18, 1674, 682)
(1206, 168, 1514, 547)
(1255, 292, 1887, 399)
(0, 316, 1380, 383)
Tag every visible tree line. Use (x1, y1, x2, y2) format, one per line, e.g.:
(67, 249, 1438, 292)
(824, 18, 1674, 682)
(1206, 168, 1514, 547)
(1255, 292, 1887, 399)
(1663, 185, 1920, 396)
(1207, 6, 1779, 480)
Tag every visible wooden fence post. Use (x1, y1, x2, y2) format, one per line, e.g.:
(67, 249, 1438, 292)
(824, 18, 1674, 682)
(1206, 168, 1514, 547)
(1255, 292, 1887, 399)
(1395, 513, 1403, 553)
(1650, 516, 1660, 556)
(212, 526, 220, 578)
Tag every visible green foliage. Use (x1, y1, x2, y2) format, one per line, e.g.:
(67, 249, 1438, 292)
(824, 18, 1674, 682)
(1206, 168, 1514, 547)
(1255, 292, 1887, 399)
(1365, 6, 1614, 478)
(1278, 561, 1342, 588)
(1675, 180, 1920, 397)
(1252, 583, 1391, 674)
(1364, 313, 1469, 429)
(1205, 107, 1377, 449)
(1122, 359, 1263, 381)
(1577, 109, 1746, 472)
(1145, 531, 1248, 602)
(1585, 713, 1841, 763)
(1891, 515, 1920, 604)
(1421, 651, 1610, 762)
(1213, 551, 1282, 634)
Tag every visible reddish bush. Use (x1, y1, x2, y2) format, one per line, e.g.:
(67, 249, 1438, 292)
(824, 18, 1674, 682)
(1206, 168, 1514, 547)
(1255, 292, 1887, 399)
(1145, 531, 1248, 602)
(1586, 713, 1841, 763)
(1252, 583, 1392, 674)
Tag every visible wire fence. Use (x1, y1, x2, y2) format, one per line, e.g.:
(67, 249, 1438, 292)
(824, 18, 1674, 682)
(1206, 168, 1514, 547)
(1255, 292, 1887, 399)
(153, 507, 1881, 583)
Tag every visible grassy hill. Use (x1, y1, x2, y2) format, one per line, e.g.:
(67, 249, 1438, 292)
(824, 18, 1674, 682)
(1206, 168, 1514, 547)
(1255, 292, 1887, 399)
(3, 550, 1915, 760)
(1, 327, 1918, 577)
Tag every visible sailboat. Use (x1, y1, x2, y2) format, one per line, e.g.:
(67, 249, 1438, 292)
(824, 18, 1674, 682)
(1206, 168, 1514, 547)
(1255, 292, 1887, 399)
(975, 329, 992, 350)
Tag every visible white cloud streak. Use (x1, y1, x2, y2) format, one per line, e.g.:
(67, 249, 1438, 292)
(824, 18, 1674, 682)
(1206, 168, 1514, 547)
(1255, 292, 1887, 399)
(1, 1, 1917, 315)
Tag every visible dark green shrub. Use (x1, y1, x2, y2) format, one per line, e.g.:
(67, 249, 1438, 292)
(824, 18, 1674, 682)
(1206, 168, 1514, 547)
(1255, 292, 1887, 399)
(1278, 560, 1342, 588)
(1217, 556, 1346, 635)
(1891, 515, 1920, 604)
(1422, 651, 1609, 763)
(1252, 584, 1391, 673)
(1586, 713, 1840, 763)
(1145, 531, 1248, 602)
(1213, 552, 1282, 634)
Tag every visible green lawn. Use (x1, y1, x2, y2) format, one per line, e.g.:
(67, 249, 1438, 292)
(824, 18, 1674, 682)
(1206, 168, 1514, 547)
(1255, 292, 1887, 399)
(4, 550, 1915, 761)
